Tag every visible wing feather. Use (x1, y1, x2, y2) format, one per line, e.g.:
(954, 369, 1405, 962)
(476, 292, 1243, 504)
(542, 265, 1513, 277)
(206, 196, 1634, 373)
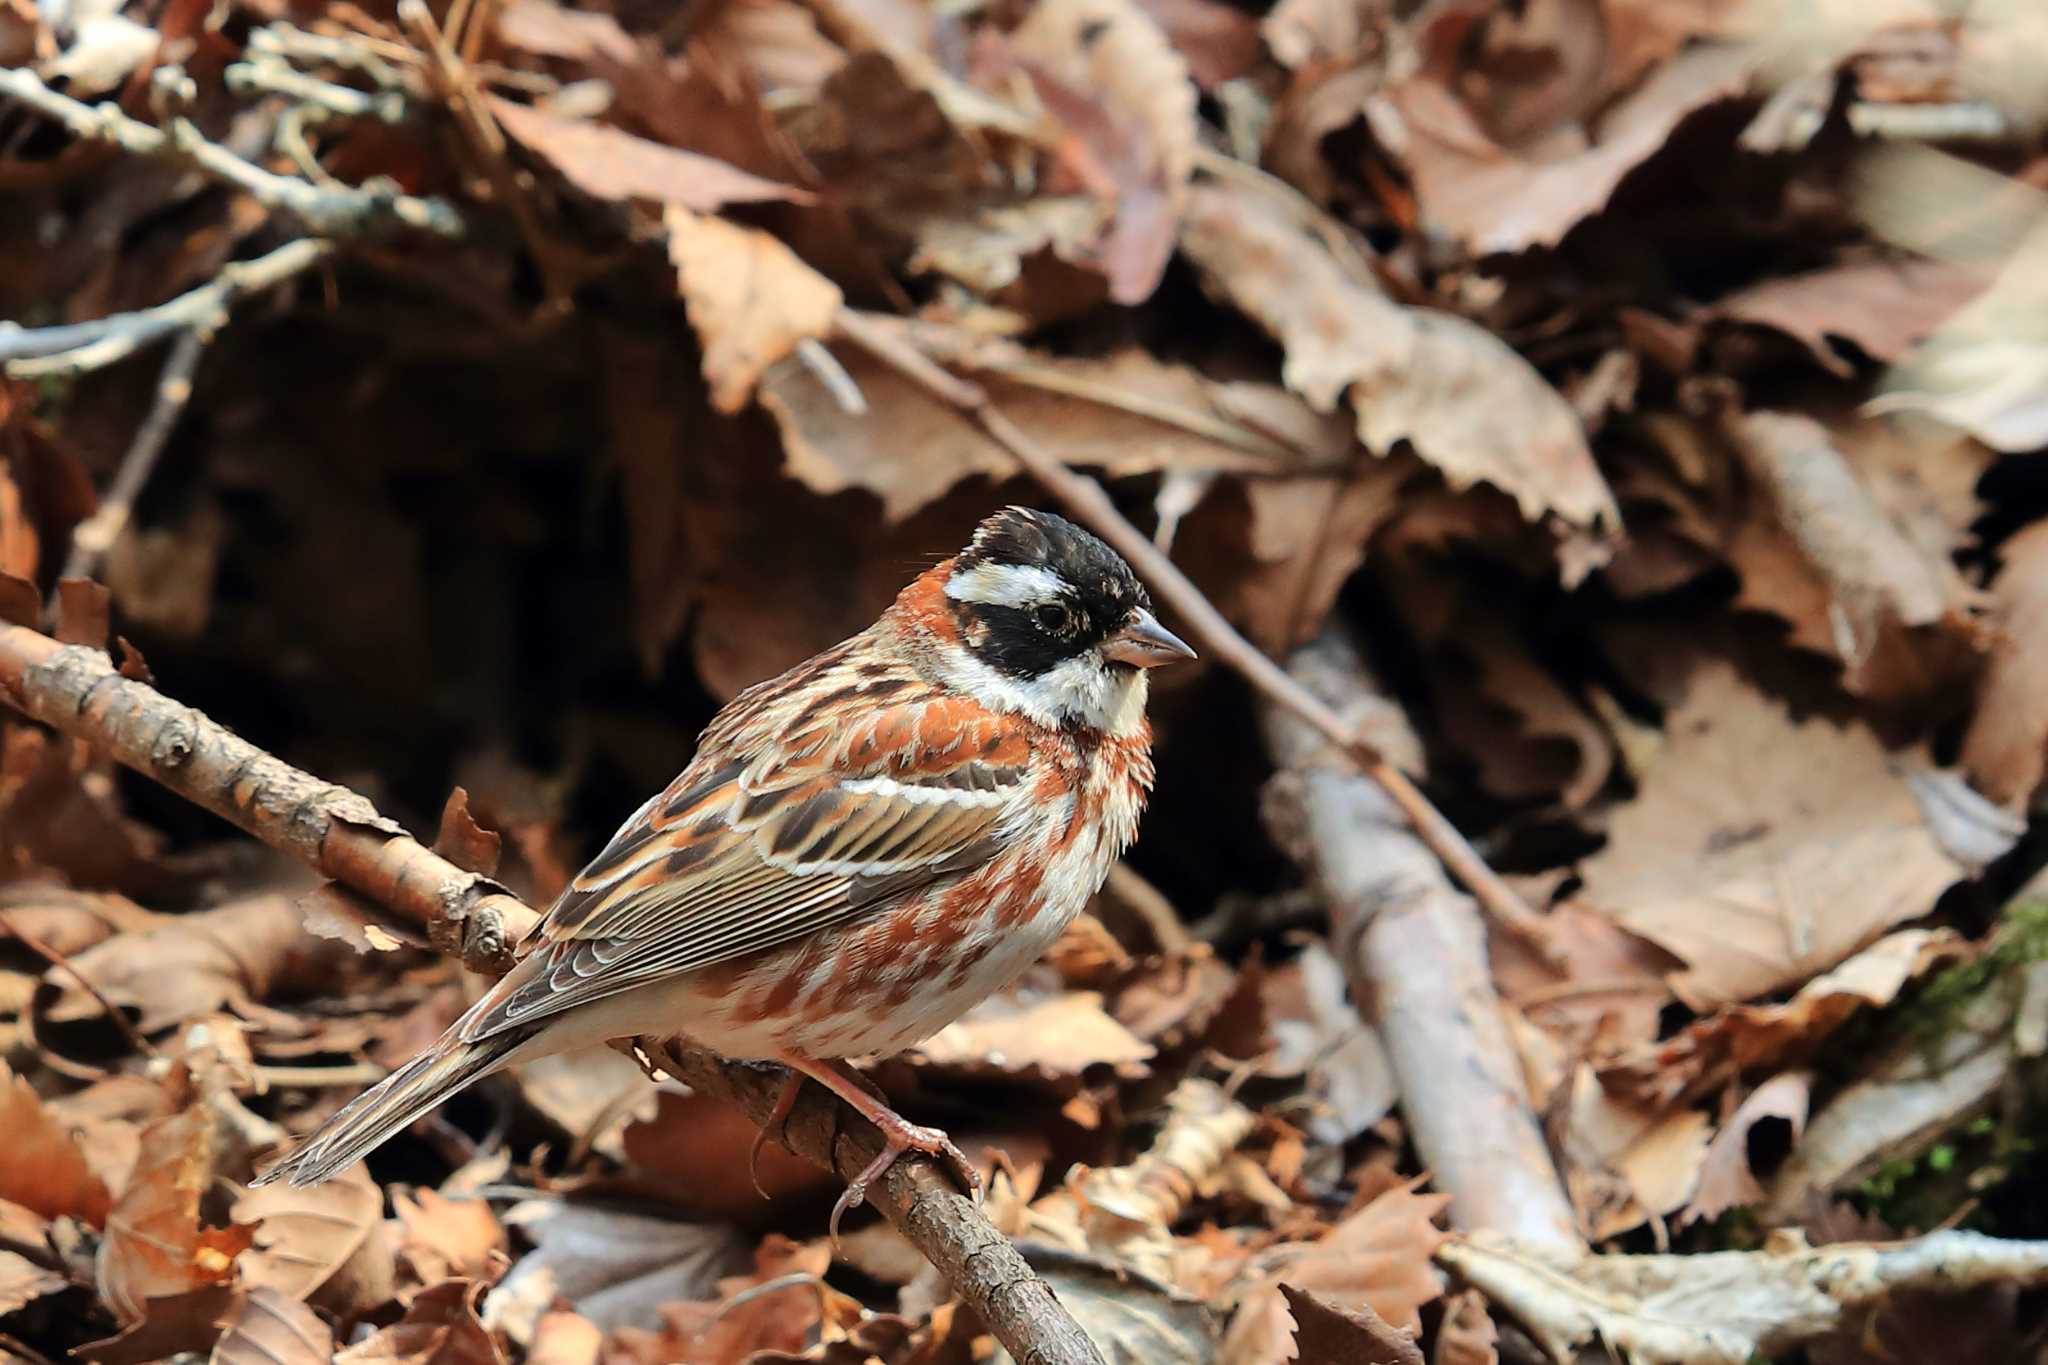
(462, 672, 1031, 1042)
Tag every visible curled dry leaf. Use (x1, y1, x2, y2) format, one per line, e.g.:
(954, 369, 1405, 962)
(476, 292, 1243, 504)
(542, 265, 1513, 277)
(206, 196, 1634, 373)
(1381, 43, 1755, 256)
(1560, 1067, 1711, 1240)
(1961, 519, 2048, 808)
(211, 1286, 335, 1365)
(0, 1059, 112, 1226)
(1222, 1180, 1449, 1361)
(36, 891, 372, 1038)
(1721, 408, 1979, 701)
(1018, 1246, 1218, 1365)
(665, 208, 844, 415)
(392, 1189, 505, 1286)
(1610, 928, 1966, 1103)
(1683, 1071, 1812, 1226)
(1491, 903, 1679, 1061)
(1179, 184, 1616, 568)
(1573, 661, 1965, 1008)
(907, 988, 1155, 1085)
(488, 98, 809, 213)
(335, 1277, 503, 1365)
(1433, 1288, 1498, 1365)
(1004, 0, 1198, 303)
(96, 1093, 253, 1326)
(0, 883, 155, 963)
(230, 1162, 392, 1312)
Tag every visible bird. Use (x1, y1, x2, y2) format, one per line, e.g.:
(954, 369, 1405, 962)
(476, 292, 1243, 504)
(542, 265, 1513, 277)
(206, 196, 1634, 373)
(255, 506, 1195, 1236)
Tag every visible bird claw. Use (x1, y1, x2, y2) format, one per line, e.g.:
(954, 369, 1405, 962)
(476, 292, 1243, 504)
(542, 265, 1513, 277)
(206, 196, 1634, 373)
(750, 1072, 803, 1201)
(826, 1116, 982, 1250)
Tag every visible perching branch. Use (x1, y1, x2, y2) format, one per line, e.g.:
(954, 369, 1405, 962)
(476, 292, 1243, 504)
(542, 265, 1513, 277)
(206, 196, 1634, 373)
(0, 624, 1106, 1365)
(1261, 627, 1583, 1254)
(0, 67, 463, 240)
(832, 308, 1565, 967)
(0, 237, 332, 378)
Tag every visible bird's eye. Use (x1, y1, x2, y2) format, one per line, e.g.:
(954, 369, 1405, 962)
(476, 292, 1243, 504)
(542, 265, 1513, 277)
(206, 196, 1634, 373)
(1032, 602, 1073, 633)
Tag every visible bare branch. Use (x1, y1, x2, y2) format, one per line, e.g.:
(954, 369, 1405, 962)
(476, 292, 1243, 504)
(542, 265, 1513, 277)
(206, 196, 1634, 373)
(831, 307, 1567, 967)
(0, 67, 463, 239)
(0, 624, 1107, 1365)
(1262, 627, 1583, 1254)
(0, 237, 332, 377)
(60, 330, 209, 582)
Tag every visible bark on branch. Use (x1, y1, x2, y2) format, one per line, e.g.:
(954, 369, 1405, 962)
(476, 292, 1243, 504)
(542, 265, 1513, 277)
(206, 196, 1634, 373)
(0, 623, 1105, 1365)
(1260, 627, 1584, 1254)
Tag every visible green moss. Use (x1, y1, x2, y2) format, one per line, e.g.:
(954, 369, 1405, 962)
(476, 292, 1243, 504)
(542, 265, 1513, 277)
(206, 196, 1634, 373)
(1905, 899, 2048, 1055)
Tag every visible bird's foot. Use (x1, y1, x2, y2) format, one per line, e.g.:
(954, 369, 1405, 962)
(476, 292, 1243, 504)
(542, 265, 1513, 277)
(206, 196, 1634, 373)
(749, 1071, 803, 1200)
(828, 1111, 980, 1249)
(776, 1052, 983, 1248)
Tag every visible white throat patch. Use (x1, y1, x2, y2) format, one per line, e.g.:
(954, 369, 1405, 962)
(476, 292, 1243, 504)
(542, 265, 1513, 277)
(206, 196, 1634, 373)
(930, 646, 1150, 735)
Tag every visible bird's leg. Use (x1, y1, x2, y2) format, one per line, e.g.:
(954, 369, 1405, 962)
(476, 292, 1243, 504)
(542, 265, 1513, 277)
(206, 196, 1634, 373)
(777, 1052, 983, 1247)
(748, 1070, 803, 1200)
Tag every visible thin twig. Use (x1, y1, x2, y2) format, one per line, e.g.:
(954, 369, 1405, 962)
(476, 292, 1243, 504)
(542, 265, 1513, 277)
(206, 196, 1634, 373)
(1, 910, 163, 1061)
(60, 329, 209, 581)
(0, 67, 462, 239)
(831, 308, 1565, 966)
(0, 625, 1105, 1365)
(0, 237, 332, 377)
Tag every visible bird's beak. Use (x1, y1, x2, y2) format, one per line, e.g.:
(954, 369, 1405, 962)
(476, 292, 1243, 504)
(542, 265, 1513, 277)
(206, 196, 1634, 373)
(1102, 609, 1197, 668)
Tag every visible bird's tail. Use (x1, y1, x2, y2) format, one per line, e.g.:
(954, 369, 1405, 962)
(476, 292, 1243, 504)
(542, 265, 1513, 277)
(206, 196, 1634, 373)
(252, 1028, 528, 1187)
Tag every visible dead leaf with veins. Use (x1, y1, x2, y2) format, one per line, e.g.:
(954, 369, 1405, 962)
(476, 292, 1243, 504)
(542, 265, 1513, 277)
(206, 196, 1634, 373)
(666, 209, 843, 416)
(212, 1287, 336, 1365)
(0, 1059, 112, 1227)
(1573, 661, 1965, 1009)
(1179, 183, 1617, 571)
(1962, 519, 2048, 808)
(231, 1163, 392, 1311)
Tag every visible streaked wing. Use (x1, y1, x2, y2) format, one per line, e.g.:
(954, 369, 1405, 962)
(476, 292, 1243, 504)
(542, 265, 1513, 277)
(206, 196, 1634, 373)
(460, 669, 1033, 1042)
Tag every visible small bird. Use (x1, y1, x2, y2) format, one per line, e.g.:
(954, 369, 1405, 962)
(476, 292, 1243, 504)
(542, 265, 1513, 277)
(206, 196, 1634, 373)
(256, 507, 1194, 1233)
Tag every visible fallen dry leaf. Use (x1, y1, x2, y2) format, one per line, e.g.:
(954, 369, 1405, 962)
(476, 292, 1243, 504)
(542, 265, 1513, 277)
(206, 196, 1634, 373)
(761, 339, 1308, 523)
(908, 988, 1155, 1084)
(489, 1200, 748, 1338)
(96, 1093, 252, 1326)
(392, 1189, 505, 1286)
(211, 1286, 335, 1365)
(1179, 183, 1617, 566)
(1560, 1067, 1712, 1240)
(1612, 928, 1968, 1101)
(522, 1310, 602, 1365)
(607, 1236, 852, 1365)
(1707, 256, 1990, 374)
(230, 1162, 392, 1310)
(1962, 519, 2048, 807)
(1258, 941, 1396, 1144)
(1284, 1283, 1422, 1365)
(489, 98, 808, 212)
(665, 208, 843, 415)
(335, 1278, 502, 1365)
(618, 1087, 825, 1211)
(1574, 660, 1965, 1008)
(1432, 1288, 1498, 1365)
(1388, 41, 1754, 255)
(1005, 0, 1197, 303)
(1223, 1180, 1449, 1360)
(1684, 1071, 1812, 1225)
(0, 1059, 112, 1227)
(35, 891, 373, 1038)
(1027, 1247, 1218, 1365)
